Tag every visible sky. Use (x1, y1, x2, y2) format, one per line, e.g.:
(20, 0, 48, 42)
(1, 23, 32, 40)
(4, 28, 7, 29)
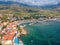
(0, 0, 60, 6)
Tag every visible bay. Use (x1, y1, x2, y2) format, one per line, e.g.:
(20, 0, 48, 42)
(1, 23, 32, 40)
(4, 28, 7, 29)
(21, 20, 60, 45)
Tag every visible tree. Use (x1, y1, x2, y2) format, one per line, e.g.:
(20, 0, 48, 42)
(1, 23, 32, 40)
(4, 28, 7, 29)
(17, 26, 22, 33)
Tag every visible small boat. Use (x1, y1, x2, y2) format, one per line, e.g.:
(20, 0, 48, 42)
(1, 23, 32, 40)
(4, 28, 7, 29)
(29, 23, 34, 25)
(24, 25, 26, 27)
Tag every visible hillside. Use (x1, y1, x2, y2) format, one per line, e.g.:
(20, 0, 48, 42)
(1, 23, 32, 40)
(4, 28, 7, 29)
(0, 1, 60, 18)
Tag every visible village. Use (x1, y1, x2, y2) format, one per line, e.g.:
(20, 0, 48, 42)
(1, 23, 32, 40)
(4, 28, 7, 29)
(0, 20, 27, 45)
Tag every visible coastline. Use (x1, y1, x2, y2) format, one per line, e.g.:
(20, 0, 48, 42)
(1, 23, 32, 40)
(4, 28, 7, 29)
(18, 18, 60, 25)
(20, 25, 27, 35)
(0, 17, 60, 45)
(0, 21, 27, 45)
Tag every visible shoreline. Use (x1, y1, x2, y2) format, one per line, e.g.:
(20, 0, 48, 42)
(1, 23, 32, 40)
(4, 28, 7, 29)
(20, 26, 27, 35)
(0, 21, 27, 45)
(0, 17, 60, 45)
(18, 18, 60, 25)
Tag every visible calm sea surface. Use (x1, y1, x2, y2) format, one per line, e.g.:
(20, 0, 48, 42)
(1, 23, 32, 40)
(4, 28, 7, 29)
(21, 20, 60, 45)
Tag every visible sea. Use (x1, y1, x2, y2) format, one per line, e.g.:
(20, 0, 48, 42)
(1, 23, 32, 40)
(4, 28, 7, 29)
(20, 20, 60, 45)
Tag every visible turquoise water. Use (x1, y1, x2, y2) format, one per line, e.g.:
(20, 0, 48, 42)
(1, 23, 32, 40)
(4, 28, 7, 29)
(21, 21, 60, 45)
(14, 37, 20, 44)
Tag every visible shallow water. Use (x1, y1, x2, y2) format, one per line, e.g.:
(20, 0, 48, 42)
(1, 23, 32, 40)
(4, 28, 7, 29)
(21, 21, 60, 45)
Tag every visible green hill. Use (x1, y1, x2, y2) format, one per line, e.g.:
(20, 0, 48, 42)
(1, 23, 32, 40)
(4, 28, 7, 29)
(0, 4, 60, 18)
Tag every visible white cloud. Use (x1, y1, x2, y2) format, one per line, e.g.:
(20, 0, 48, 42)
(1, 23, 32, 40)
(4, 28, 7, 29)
(18, 0, 60, 6)
(0, 0, 60, 6)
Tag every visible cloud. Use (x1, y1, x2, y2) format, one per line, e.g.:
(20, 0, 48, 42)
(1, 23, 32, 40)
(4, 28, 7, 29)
(17, 0, 60, 6)
(0, 0, 60, 6)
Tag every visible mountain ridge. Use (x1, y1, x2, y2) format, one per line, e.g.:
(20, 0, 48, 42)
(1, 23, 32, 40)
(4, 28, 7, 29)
(0, 1, 60, 9)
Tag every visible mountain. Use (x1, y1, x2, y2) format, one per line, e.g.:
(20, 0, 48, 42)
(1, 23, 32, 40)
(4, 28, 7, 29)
(0, 1, 60, 17)
(0, 1, 60, 9)
(0, 1, 32, 7)
(40, 3, 60, 9)
(0, 1, 15, 4)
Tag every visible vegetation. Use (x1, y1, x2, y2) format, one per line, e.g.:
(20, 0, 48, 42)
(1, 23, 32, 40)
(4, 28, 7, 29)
(0, 15, 8, 22)
(0, 34, 2, 38)
(17, 26, 22, 33)
(0, 4, 60, 21)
